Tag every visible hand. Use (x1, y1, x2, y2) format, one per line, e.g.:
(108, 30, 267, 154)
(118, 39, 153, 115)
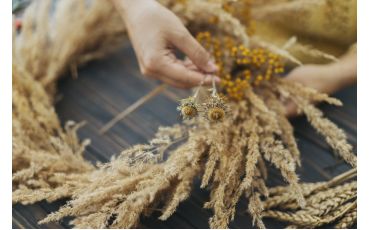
(284, 53, 356, 117)
(112, 0, 219, 88)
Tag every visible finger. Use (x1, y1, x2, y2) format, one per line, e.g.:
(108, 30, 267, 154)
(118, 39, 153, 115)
(183, 58, 198, 70)
(158, 57, 214, 88)
(142, 64, 188, 88)
(170, 30, 218, 73)
(180, 59, 221, 84)
(153, 70, 219, 88)
(160, 77, 189, 89)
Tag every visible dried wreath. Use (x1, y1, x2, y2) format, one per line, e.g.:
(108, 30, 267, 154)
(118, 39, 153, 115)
(12, 0, 357, 229)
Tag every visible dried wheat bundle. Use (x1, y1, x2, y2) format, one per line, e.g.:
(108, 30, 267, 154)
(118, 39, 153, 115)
(14, 0, 126, 94)
(262, 169, 357, 228)
(12, 0, 126, 204)
(40, 31, 355, 228)
(39, 94, 356, 228)
(12, 0, 357, 229)
(12, 63, 94, 204)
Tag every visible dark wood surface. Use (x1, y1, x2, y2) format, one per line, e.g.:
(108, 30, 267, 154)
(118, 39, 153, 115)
(13, 42, 357, 229)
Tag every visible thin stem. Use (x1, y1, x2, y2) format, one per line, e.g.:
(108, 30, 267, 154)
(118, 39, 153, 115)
(193, 74, 207, 102)
(211, 75, 217, 97)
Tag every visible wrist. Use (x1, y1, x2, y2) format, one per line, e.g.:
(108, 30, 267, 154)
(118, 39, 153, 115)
(326, 57, 357, 89)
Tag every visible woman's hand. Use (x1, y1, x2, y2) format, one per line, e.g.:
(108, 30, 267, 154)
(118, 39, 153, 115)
(112, 0, 219, 88)
(284, 53, 356, 117)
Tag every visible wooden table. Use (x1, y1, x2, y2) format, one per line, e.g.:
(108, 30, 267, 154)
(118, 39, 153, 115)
(13, 42, 356, 229)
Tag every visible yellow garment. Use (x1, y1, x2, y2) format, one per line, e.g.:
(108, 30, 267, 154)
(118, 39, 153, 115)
(251, 0, 357, 64)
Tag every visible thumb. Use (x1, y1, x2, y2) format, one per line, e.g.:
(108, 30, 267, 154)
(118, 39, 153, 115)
(171, 31, 218, 73)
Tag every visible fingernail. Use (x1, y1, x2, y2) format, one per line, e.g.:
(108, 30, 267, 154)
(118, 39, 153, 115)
(205, 61, 218, 72)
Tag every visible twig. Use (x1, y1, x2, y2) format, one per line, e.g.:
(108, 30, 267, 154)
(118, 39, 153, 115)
(99, 84, 167, 134)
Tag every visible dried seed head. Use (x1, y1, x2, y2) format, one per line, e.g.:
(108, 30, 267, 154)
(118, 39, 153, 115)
(207, 107, 225, 121)
(177, 97, 198, 120)
(203, 94, 229, 122)
(181, 106, 197, 117)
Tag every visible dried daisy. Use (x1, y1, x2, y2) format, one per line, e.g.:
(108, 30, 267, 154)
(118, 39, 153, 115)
(203, 94, 229, 122)
(177, 96, 199, 119)
(178, 76, 230, 122)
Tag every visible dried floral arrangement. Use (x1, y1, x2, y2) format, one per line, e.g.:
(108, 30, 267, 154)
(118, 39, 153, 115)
(12, 0, 357, 229)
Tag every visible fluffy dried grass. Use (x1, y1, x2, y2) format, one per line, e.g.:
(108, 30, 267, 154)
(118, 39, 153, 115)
(12, 63, 94, 204)
(13, 0, 127, 205)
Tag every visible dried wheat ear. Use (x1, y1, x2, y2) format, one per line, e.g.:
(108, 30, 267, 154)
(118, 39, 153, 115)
(263, 169, 357, 228)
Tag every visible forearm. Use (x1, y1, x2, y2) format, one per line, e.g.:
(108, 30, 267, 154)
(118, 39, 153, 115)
(326, 52, 357, 90)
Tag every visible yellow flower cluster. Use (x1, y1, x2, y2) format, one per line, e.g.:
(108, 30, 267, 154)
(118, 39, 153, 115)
(196, 31, 285, 101)
(221, 0, 255, 36)
(232, 46, 285, 83)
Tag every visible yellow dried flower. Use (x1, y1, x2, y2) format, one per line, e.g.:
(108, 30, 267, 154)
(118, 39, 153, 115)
(196, 31, 285, 101)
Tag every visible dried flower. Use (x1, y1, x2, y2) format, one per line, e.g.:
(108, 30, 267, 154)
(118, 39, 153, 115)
(203, 94, 229, 122)
(177, 96, 199, 119)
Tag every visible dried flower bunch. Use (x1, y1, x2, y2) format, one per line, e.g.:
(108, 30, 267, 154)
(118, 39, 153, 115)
(178, 77, 230, 122)
(196, 31, 285, 101)
(42, 34, 356, 228)
(12, 0, 356, 229)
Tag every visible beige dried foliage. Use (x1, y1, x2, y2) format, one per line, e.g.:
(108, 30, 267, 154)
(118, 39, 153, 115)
(13, 0, 357, 229)
(15, 0, 126, 94)
(168, 0, 250, 46)
(251, 0, 325, 21)
(335, 206, 357, 229)
(263, 182, 326, 210)
(40, 95, 315, 228)
(263, 169, 357, 228)
(248, 192, 266, 229)
(263, 201, 356, 228)
(291, 43, 339, 62)
(12, 64, 94, 204)
(12, 0, 129, 205)
(274, 78, 356, 168)
(262, 90, 301, 165)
